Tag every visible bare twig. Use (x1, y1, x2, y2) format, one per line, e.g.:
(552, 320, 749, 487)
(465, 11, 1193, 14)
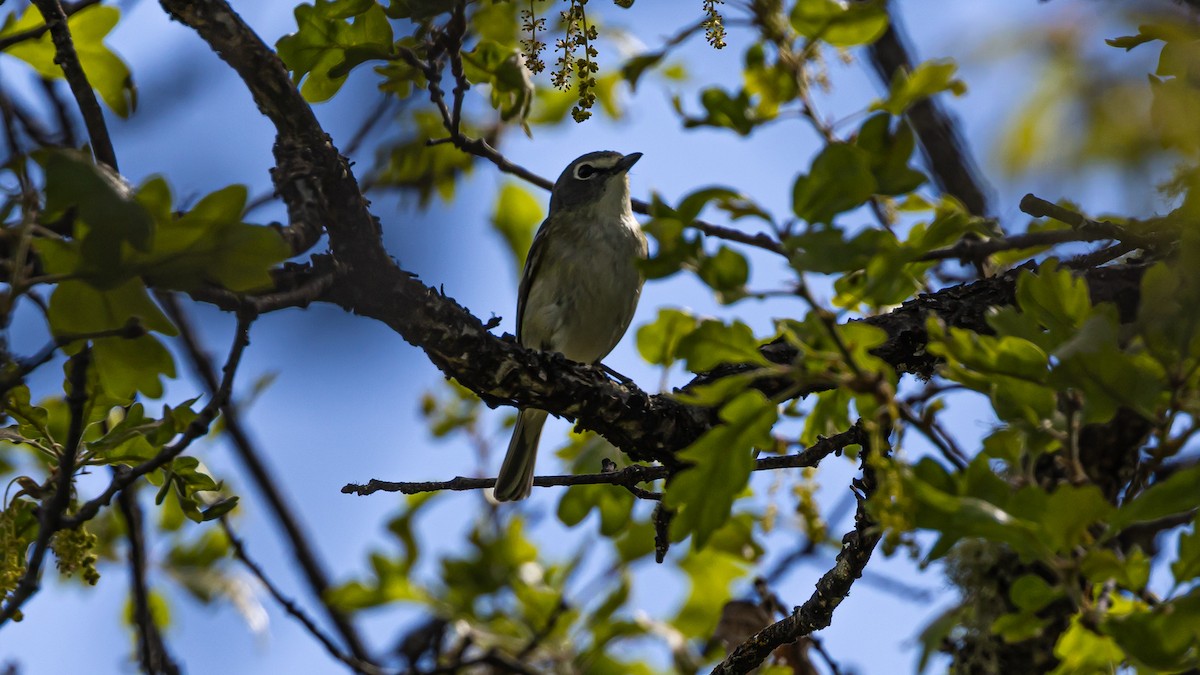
(160, 294, 373, 664)
(343, 425, 865, 497)
(218, 519, 386, 675)
(62, 314, 253, 528)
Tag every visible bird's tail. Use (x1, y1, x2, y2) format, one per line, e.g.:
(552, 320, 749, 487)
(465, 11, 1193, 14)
(494, 409, 548, 502)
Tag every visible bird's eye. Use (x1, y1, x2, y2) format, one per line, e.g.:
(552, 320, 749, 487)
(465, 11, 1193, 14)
(575, 164, 596, 180)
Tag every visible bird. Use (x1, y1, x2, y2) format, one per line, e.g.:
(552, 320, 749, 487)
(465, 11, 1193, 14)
(493, 150, 648, 502)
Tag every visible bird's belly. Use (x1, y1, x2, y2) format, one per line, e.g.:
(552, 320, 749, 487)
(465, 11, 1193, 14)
(523, 248, 642, 363)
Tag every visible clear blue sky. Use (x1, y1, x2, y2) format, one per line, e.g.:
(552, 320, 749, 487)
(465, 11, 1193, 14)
(0, 1, 1171, 673)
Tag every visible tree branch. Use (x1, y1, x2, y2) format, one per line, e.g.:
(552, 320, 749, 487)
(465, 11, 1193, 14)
(160, 293, 373, 664)
(0, 348, 89, 626)
(711, 430, 886, 674)
(867, 6, 992, 218)
(218, 519, 386, 675)
(342, 424, 864, 496)
(29, 0, 117, 170)
(152, 0, 1152, 484)
(117, 485, 181, 675)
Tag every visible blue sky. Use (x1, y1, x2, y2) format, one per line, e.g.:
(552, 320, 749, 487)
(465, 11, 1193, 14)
(0, 1, 1175, 673)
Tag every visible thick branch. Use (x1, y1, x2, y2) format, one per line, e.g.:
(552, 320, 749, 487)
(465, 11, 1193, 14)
(154, 0, 1150, 474)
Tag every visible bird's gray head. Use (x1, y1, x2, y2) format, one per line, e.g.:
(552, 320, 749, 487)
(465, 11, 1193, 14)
(549, 150, 642, 214)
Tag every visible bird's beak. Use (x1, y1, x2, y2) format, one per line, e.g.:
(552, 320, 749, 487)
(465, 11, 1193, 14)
(615, 152, 643, 173)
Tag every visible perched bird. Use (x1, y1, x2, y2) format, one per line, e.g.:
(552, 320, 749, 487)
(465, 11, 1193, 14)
(493, 150, 648, 502)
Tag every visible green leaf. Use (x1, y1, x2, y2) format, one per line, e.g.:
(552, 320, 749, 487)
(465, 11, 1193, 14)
(790, 0, 889, 47)
(1102, 591, 1200, 671)
(557, 483, 634, 537)
(1050, 312, 1167, 423)
(873, 59, 966, 116)
(1173, 518, 1200, 584)
(48, 278, 175, 337)
(791, 143, 877, 225)
(697, 246, 749, 302)
(1051, 616, 1125, 674)
(47, 278, 177, 398)
(800, 388, 852, 446)
(276, 0, 394, 102)
(40, 150, 154, 282)
(621, 51, 666, 91)
(1038, 485, 1114, 553)
(855, 113, 926, 196)
(490, 183, 543, 271)
(683, 87, 761, 135)
(665, 391, 777, 548)
(375, 111, 476, 205)
(462, 40, 532, 125)
(2, 5, 135, 116)
(636, 308, 699, 368)
(676, 319, 769, 373)
(1111, 462, 1200, 532)
(1009, 574, 1064, 613)
(199, 497, 239, 522)
(1015, 262, 1092, 350)
(671, 547, 748, 636)
(133, 183, 291, 292)
(1081, 548, 1150, 591)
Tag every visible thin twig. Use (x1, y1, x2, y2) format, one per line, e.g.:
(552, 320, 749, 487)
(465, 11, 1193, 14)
(161, 294, 373, 663)
(399, 38, 785, 257)
(218, 519, 387, 675)
(344, 425, 865, 496)
(62, 314, 253, 528)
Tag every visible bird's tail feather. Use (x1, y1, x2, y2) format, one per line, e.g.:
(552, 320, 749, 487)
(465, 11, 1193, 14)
(494, 409, 548, 502)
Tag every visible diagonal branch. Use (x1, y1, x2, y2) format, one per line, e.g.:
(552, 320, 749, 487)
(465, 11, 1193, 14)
(867, 5, 991, 219)
(153, 0, 1152, 479)
(711, 428, 887, 674)
(218, 519, 386, 675)
(29, 0, 116, 170)
(160, 293, 373, 664)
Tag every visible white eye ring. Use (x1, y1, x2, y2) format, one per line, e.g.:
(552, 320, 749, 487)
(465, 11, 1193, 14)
(573, 163, 597, 180)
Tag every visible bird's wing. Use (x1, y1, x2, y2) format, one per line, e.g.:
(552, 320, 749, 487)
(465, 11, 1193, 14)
(516, 216, 553, 346)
